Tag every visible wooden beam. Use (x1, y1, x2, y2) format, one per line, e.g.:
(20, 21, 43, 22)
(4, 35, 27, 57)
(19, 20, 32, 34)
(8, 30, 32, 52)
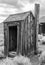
(35, 4, 40, 54)
(17, 25, 20, 54)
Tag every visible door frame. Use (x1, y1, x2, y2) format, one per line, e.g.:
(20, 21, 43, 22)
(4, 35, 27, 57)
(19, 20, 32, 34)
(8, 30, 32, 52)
(4, 22, 20, 56)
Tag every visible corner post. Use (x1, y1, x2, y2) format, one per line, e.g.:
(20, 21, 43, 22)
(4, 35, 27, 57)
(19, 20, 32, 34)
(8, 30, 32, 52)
(35, 4, 40, 54)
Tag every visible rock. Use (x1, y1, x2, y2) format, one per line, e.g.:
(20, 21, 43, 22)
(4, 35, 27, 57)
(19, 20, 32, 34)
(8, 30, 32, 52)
(39, 51, 45, 65)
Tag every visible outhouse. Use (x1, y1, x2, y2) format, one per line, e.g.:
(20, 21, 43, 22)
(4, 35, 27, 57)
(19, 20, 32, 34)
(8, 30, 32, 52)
(0, 4, 40, 57)
(3, 11, 36, 57)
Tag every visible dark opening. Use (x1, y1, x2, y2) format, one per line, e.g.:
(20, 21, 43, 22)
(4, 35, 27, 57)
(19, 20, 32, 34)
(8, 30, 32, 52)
(42, 23, 45, 34)
(9, 26, 17, 52)
(39, 23, 45, 35)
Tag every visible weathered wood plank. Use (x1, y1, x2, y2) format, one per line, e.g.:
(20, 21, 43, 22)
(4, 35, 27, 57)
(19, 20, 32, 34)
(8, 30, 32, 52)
(21, 21, 24, 55)
(19, 22, 21, 53)
(0, 23, 4, 46)
(4, 23, 8, 57)
(17, 25, 20, 54)
(27, 14, 31, 54)
(35, 4, 40, 54)
(25, 18, 28, 55)
(21, 21, 23, 54)
(29, 12, 35, 55)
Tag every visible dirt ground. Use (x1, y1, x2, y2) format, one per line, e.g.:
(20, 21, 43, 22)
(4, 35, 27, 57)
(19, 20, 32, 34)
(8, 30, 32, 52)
(0, 55, 40, 65)
(30, 55, 39, 65)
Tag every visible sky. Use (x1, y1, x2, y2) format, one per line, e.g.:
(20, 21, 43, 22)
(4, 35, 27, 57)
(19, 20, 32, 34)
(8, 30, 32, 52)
(0, 0, 45, 23)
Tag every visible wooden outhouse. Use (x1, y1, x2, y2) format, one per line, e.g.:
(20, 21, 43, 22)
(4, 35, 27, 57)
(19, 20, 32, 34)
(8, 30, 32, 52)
(0, 4, 40, 57)
(3, 11, 36, 57)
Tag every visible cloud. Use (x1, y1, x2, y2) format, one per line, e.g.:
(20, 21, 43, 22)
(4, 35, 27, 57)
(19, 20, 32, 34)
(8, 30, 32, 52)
(0, 0, 45, 22)
(0, 3, 19, 23)
(0, 0, 44, 9)
(0, 16, 6, 22)
(21, 2, 34, 12)
(0, 0, 24, 9)
(0, 0, 35, 23)
(0, 0, 37, 9)
(29, 0, 36, 3)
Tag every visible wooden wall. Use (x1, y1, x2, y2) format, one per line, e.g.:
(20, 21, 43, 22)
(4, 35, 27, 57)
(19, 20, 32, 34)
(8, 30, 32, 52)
(21, 12, 35, 56)
(0, 23, 4, 52)
(0, 12, 36, 56)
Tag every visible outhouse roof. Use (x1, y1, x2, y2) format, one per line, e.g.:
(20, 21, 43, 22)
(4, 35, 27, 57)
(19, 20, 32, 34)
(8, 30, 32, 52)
(4, 11, 32, 23)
